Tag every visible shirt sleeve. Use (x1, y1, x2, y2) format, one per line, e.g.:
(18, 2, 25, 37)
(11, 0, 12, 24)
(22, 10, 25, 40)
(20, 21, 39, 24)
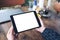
(42, 28, 60, 40)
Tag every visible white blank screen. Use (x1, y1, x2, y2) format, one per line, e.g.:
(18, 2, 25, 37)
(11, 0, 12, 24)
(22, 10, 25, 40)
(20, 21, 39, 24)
(13, 12, 39, 32)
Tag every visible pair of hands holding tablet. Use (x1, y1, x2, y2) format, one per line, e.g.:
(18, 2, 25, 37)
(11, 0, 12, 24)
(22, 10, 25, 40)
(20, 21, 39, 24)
(7, 11, 46, 40)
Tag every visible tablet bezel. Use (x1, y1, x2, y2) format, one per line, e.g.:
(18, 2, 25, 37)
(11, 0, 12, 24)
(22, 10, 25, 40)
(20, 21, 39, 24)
(10, 11, 41, 33)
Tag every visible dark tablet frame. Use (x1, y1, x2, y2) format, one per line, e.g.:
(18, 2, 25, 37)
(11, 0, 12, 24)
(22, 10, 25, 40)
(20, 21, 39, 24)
(10, 11, 41, 33)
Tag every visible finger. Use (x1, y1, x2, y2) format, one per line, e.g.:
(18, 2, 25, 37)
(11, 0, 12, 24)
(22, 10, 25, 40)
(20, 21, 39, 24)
(37, 14, 44, 27)
(14, 34, 18, 38)
(10, 26, 15, 35)
(8, 26, 13, 34)
(39, 18, 44, 27)
(10, 26, 16, 36)
(7, 26, 13, 38)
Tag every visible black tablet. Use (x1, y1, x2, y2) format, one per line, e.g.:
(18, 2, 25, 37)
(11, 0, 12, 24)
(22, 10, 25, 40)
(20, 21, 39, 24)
(10, 11, 41, 33)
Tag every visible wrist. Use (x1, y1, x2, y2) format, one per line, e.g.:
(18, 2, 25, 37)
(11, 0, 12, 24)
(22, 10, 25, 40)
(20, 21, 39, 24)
(39, 27, 46, 33)
(36, 26, 46, 33)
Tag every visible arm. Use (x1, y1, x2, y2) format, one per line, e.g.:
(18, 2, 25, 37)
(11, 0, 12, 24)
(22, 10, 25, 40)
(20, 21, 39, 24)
(36, 15, 60, 40)
(42, 28, 60, 40)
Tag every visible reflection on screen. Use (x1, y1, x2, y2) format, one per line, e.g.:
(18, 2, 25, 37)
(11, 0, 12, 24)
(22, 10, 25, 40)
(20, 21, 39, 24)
(13, 12, 39, 32)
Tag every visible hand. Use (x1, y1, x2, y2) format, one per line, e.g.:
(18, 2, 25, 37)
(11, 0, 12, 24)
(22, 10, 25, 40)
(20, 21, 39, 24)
(7, 26, 17, 40)
(36, 15, 46, 33)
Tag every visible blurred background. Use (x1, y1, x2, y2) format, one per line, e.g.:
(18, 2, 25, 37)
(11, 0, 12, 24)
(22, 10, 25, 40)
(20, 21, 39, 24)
(0, 0, 60, 40)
